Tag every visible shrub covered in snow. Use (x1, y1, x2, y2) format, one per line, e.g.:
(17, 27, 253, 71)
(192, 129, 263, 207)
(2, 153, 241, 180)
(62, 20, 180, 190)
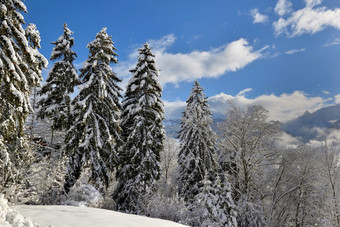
(146, 193, 188, 223)
(0, 194, 38, 227)
(62, 181, 103, 207)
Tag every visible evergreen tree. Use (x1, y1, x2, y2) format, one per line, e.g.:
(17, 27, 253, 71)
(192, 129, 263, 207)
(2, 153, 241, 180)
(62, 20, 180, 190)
(214, 175, 238, 227)
(0, 1, 47, 188)
(37, 23, 80, 144)
(63, 28, 122, 193)
(188, 174, 218, 227)
(177, 81, 217, 203)
(113, 43, 165, 213)
(25, 23, 46, 139)
(188, 174, 237, 227)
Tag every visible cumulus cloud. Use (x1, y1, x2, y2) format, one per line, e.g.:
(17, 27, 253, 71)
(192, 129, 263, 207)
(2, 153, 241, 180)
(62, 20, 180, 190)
(115, 34, 265, 88)
(273, 0, 340, 37)
(285, 48, 306, 54)
(156, 38, 265, 85)
(164, 90, 333, 122)
(250, 8, 269, 24)
(274, 0, 293, 16)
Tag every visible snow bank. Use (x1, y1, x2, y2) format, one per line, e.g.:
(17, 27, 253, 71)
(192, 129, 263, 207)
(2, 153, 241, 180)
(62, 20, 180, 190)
(15, 205, 188, 227)
(0, 194, 38, 227)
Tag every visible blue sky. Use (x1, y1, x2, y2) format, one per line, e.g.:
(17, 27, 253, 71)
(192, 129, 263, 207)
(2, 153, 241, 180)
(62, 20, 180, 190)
(24, 0, 340, 121)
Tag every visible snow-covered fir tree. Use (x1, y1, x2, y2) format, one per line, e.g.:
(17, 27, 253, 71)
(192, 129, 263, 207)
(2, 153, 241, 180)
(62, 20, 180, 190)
(177, 80, 217, 203)
(0, 1, 47, 190)
(188, 174, 218, 227)
(37, 23, 80, 144)
(113, 42, 165, 214)
(63, 28, 122, 193)
(25, 23, 47, 139)
(214, 175, 238, 227)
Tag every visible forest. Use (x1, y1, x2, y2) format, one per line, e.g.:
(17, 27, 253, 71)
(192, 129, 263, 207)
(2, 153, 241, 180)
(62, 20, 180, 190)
(1, 1, 340, 227)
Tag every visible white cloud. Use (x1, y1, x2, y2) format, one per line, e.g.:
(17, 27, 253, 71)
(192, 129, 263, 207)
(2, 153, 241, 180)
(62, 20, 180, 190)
(156, 38, 265, 85)
(164, 90, 334, 122)
(250, 8, 269, 24)
(323, 38, 340, 47)
(237, 88, 252, 96)
(116, 34, 265, 88)
(322, 90, 330, 95)
(274, 0, 293, 16)
(148, 34, 177, 52)
(285, 48, 306, 54)
(277, 131, 301, 148)
(334, 93, 340, 104)
(274, 0, 340, 37)
(308, 128, 340, 149)
(163, 100, 186, 120)
(209, 90, 331, 122)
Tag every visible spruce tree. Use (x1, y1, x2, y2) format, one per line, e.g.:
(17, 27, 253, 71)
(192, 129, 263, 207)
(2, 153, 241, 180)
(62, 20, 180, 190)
(63, 28, 122, 193)
(177, 80, 217, 203)
(113, 43, 165, 213)
(37, 23, 80, 144)
(188, 174, 218, 227)
(188, 174, 237, 227)
(0, 1, 47, 188)
(25, 23, 47, 139)
(214, 175, 238, 227)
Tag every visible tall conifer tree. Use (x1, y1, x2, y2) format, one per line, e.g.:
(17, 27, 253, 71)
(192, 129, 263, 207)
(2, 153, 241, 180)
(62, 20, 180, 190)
(113, 43, 165, 213)
(0, 1, 47, 188)
(177, 81, 217, 203)
(63, 28, 122, 193)
(37, 23, 80, 143)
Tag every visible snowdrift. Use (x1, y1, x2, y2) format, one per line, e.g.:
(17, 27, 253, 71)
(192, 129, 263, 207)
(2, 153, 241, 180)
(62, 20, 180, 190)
(0, 194, 37, 227)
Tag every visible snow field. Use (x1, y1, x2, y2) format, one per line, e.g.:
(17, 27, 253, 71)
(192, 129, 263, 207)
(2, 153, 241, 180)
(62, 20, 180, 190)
(15, 205, 188, 227)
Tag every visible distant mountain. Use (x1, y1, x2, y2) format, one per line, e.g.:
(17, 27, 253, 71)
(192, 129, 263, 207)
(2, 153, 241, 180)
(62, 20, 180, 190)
(282, 104, 340, 142)
(165, 104, 340, 144)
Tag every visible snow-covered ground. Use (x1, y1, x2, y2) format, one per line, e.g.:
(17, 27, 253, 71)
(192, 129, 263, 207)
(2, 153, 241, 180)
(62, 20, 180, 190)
(14, 205, 187, 227)
(1, 193, 186, 227)
(0, 194, 37, 227)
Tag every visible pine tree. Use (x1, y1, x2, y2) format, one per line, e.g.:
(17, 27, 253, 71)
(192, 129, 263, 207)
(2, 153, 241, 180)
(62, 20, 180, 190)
(0, 1, 47, 188)
(177, 80, 217, 203)
(63, 28, 122, 193)
(37, 23, 80, 144)
(113, 43, 165, 213)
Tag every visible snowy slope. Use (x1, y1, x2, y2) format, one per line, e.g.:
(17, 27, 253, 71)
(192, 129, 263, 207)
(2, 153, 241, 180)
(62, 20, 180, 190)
(15, 205, 187, 227)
